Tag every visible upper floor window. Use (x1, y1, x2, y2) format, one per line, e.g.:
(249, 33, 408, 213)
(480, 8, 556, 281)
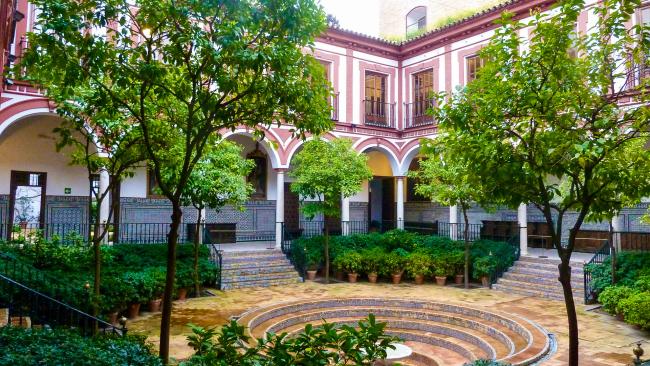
(365, 72, 386, 103)
(406, 6, 427, 36)
(318, 59, 331, 83)
(413, 69, 433, 102)
(364, 72, 391, 127)
(466, 55, 485, 83)
(407, 69, 435, 127)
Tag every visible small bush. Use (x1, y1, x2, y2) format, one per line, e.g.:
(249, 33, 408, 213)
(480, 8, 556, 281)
(405, 252, 432, 278)
(618, 291, 650, 330)
(599, 285, 634, 314)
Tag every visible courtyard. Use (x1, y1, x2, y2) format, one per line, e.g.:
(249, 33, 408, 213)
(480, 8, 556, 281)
(129, 281, 647, 365)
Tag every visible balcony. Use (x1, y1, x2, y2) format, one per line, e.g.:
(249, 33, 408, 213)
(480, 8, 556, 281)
(404, 98, 436, 129)
(363, 99, 395, 128)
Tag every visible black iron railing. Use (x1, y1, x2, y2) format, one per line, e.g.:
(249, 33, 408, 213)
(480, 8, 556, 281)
(0, 252, 91, 312)
(583, 241, 611, 304)
(489, 232, 521, 287)
(207, 245, 223, 290)
(280, 223, 306, 281)
(3, 222, 91, 245)
(436, 222, 483, 242)
(0, 274, 125, 336)
(363, 99, 395, 128)
(404, 99, 435, 128)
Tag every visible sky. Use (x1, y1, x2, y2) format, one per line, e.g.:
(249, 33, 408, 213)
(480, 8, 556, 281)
(318, 0, 381, 36)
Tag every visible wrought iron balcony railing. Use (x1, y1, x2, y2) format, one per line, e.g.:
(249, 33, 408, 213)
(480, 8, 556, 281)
(363, 99, 395, 128)
(404, 98, 435, 128)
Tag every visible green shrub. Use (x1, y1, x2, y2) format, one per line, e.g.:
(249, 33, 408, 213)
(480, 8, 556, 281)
(431, 252, 454, 277)
(464, 360, 510, 366)
(473, 256, 497, 280)
(382, 229, 420, 252)
(332, 251, 363, 273)
(618, 291, 650, 330)
(360, 247, 385, 274)
(599, 285, 634, 314)
(0, 326, 161, 366)
(405, 252, 432, 278)
(380, 250, 407, 277)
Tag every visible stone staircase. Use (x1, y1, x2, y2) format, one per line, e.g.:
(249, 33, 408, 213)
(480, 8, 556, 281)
(493, 256, 586, 302)
(219, 250, 303, 290)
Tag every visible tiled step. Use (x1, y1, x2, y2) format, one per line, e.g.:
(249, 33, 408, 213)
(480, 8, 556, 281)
(221, 260, 290, 270)
(512, 261, 584, 274)
(518, 256, 585, 267)
(221, 271, 299, 283)
(508, 266, 583, 279)
(493, 284, 583, 302)
(502, 271, 583, 288)
(222, 265, 296, 277)
(222, 254, 288, 264)
(220, 276, 302, 290)
(496, 278, 584, 296)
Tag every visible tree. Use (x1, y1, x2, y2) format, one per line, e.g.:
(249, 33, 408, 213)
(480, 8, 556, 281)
(410, 139, 494, 289)
(432, 0, 650, 364)
(290, 138, 372, 283)
(22, 0, 332, 362)
(179, 138, 253, 296)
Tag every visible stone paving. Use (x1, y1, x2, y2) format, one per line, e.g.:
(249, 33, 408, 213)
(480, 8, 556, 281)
(129, 281, 649, 365)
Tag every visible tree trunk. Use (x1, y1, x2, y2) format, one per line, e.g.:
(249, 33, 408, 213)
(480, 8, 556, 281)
(193, 208, 202, 297)
(558, 258, 579, 366)
(609, 221, 616, 284)
(463, 207, 470, 289)
(92, 224, 101, 334)
(324, 225, 330, 284)
(159, 203, 182, 365)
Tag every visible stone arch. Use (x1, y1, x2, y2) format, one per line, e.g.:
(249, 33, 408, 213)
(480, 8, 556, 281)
(354, 138, 400, 176)
(283, 132, 337, 168)
(222, 129, 281, 169)
(399, 140, 423, 176)
(0, 98, 56, 138)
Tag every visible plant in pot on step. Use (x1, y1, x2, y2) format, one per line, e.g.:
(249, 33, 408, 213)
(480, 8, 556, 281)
(360, 247, 384, 283)
(405, 251, 432, 285)
(100, 277, 129, 324)
(146, 267, 166, 313)
(305, 244, 323, 281)
(121, 272, 149, 319)
(473, 256, 497, 287)
(450, 251, 466, 285)
(335, 251, 363, 283)
(382, 249, 408, 284)
(431, 254, 452, 286)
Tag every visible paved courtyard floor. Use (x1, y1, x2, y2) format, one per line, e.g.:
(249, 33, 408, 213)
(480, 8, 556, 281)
(129, 281, 648, 365)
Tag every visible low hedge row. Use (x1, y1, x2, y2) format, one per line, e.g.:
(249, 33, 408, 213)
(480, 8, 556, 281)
(0, 236, 218, 316)
(587, 251, 650, 330)
(291, 230, 517, 282)
(0, 326, 161, 366)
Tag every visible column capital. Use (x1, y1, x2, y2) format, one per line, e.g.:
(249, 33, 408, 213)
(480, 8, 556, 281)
(274, 168, 288, 173)
(394, 175, 406, 180)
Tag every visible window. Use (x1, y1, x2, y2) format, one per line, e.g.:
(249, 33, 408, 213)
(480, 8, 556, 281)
(413, 69, 433, 103)
(364, 72, 389, 126)
(318, 60, 330, 82)
(466, 55, 485, 83)
(407, 69, 435, 127)
(406, 6, 427, 36)
(246, 144, 267, 200)
(147, 168, 162, 197)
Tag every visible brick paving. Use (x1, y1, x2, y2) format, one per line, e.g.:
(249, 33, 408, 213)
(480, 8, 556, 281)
(129, 281, 649, 364)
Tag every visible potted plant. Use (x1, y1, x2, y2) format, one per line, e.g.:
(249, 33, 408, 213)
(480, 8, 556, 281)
(431, 254, 452, 286)
(175, 266, 194, 300)
(382, 249, 407, 284)
(121, 272, 149, 319)
(361, 247, 383, 283)
(405, 252, 432, 285)
(100, 277, 129, 324)
(473, 256, 497, 287)
(305, 245, 322, 281)
(335, 251, 363, 283)
(450, 251, 465, 285)
(146, 268, 166, 313)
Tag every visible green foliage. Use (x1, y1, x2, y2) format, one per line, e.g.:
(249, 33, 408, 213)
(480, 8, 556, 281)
(618, 291, 650, 330)
(290, 138, 372, 219)
(405, 252, 432, 278)
(0, 327, 161, 366)
(472, 256, 497, 279)
(382, 229, 420, 252)
(181, 315, 399, 366)
(587, 252, 650, 294)
(332, 251, 363, 274)
(360, 247, 384, 274)
(380, 250, 407, 277)
(599, 285, 634, 314)
(464, 360, 511, 366)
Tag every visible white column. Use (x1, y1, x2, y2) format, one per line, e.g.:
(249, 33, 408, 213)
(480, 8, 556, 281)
(341, 195, 350, 235)
(612, 214, 624, 252)
(274, 169, 285, 249)
(518, 203, 528, 256)
(396, 176, 405, 229)
(449, 205, 458, 240)
(98, 169, 110, 243)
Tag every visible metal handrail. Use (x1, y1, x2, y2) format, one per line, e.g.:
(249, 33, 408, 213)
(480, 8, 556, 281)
(0, 274, 125, 336)
(583, 240, 611, 304)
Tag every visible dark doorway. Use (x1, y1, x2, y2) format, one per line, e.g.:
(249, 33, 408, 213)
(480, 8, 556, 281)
(284, 182, 301, 238)
(368, 176, 395, 232)
(8, 171, 47, 238)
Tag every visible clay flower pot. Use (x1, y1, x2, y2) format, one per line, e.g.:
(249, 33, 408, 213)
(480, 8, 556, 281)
(177, 288, 188, 301)
(127, 303, 141, 319)
(306, 270, 317, 281)
(391, 273, 402, 285)
(148, 298, 162, 313)
(414, 274, 425, 285)
(367, 272, 378, 283)
(347, 272, 358, 283)
(455, 274, 464, 285)
(335, 270, 345, 281)
(481, 276, 490, 287)
(435, 276, 447, 286)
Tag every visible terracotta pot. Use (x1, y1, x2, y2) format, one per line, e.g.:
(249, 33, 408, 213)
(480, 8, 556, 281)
(148, 299, 162, 313)
(414, 274, 425, 285)
(177, 288, 188, 301)
(435, 276, 447, 286)
(306, 270, 318, 281)
(391, 273, 402, 285)
(347, 272, 358, 283)
(335, 270, 345, 281)
(481, 276, 490, 287)
(107, 311, 119, 325)
(127, 303, 140, 319)
(367, 272, 378, 283)
(455, 274, 464, 285)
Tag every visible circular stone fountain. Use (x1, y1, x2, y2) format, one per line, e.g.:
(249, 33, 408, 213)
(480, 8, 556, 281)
(237, 298, 553, 366)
